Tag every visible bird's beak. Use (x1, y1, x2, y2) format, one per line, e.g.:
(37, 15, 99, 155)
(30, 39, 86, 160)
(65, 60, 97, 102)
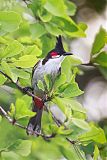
(63, 52, 73, 56)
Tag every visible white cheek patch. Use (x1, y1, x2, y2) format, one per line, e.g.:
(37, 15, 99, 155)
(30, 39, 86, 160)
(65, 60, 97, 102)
(52, 55, 60, 58)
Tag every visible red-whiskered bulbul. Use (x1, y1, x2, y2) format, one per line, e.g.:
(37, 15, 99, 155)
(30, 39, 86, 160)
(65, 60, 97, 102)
(27, 36, 72, 135)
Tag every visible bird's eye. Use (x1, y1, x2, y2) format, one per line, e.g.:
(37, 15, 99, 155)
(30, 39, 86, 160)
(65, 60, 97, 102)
(50, 51, 60, 58)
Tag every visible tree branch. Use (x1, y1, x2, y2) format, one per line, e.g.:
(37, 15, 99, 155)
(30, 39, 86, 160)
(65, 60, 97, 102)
(0, 70, 77, 143)
(0, 105, 55, 139)
(0, 106, 26, 129)
(0, 70, 42, 102)
(46, 106, 77, 144)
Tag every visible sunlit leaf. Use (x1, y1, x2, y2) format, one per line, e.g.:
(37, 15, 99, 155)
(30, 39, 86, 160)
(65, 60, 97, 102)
(52, 97, 67, 115)
(60, 83, 84, 98)
(1, 40, 23, 58)
(79, 124, 106, 144)
(44, 74, 52, 91)
(37, 80, 45, 91)
(78, 22, 88, 32)
(0, 11, 22, 35)
(1, 61, 17, 82)
(53, 73, 66, 89)
(30, 23, 46, 38)
(65, 1, 77, 16)
(72, 118, 90, 131)
(8, 103, 16, 118)
(14, 99, 35, 120)
(38, 9, 52, 22)
(51, 16, 86, 37)
(91, 27, 107, 55)
(93, 51, 107, 67)
(24, 45, 42, 56)
(59, 144, 85, 160)
(58, 126, 72, 135)
(11, 68, 30, 80)
(8, 139, 32, 157)
(0, 115, 2, 123)
(13, 55, 38, 68)
(45, 23, 63, 36)
(1, 151, 20, 160)
(94, 145, 100, 160)
(99, 66, 107, 80)
(65, 99, 86, 113)
(0, 74, 7, 85)
(44, 0, 67, 17)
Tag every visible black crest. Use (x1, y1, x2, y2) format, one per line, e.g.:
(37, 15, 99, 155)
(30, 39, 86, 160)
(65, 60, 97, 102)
(55, 35, 65, 54)
(42, 35, 65, 65)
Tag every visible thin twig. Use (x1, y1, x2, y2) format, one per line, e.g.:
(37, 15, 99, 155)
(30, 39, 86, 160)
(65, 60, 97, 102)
(0, 70, 42, 101)
(0, 106, 26, 129)
(0, 106, 55, 139)
(0, 70, 77, 143)
(46, 106, 77, 144)
(0, 105, 77, 144)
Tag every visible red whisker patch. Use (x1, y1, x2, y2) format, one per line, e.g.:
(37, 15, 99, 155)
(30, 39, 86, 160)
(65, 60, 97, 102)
(50, 51, 58, 57)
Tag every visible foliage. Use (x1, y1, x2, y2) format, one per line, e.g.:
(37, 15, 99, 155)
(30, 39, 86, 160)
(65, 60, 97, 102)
(0, 0, 107, 160)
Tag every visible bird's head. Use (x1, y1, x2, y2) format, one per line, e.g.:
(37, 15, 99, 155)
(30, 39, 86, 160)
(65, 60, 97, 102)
(42, 36, 72, 65)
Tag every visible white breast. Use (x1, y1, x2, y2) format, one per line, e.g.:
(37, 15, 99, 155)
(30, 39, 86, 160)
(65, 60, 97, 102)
(32, 56, 64, 96)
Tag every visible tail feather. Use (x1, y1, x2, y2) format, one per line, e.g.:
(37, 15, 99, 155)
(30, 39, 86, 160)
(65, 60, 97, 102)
(27, 108, 43, 135)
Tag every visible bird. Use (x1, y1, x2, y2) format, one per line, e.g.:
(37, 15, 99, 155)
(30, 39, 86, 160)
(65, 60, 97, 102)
(27, 36, 72, 135)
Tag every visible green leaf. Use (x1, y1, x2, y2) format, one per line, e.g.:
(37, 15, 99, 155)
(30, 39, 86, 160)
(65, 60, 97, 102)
(1, 151, 20, 160)
(9, 103, 16, 118)
(91, 27, 107, 55)
(61, 57, 73, 82)
(11, 68, 30, 80)
(60, 83, 84, 98)
(0, 74, 7, 85)
(44, 74, 52, 91)
(1, 61, 16, 82)
(94, 145, 100, 160)
(78, 22, 88, 32)
(37, 80, 45, 91)
(1, 40, 23, 58)
(14, 99, 35, 120)
(40, 35, 55, 57)
(52, 97, 67, 114)
(99, 66, 107, 80)
(69, 55, 82, 65)
(72, 118, 90, 131)
(13, 55, 38, 68)
(30, 23, 46, 39)
(8, 139, 32, 157)
(54, 73, 66, 90)
(58, 126, 72, 135)
(24, 45, 42, 56)
(0, 11, 22, 35)
(38, 9, 52, 22)
(65, 1, 77, 16)
(60, 98, 86, 113)
(59, 144, 85, 160)
(51, 16, 86, 37)
(93, 51, 107, 67)
(44, 0, 67, 17)
(79, 124, 106, 144)
(45, 23, 63, 36)
(52, 97, 86, 120)
(0, 115, 2, 123)
(0, 36, 8, 45)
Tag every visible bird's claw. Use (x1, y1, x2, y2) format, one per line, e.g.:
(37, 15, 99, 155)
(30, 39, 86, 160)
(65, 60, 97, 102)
(23, 86, 33, 92)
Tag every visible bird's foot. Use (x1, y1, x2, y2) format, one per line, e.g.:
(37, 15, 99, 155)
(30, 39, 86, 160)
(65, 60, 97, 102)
(23, 86, 33, 93)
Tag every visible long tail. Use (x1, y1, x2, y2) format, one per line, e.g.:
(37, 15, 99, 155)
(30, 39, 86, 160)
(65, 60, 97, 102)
(27, 108, 43, 135)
